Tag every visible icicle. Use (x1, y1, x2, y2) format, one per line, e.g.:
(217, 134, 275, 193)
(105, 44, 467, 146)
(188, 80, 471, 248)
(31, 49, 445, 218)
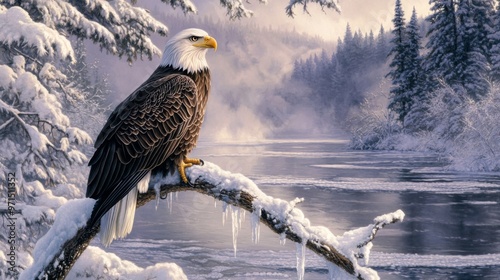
(279, 232, 286, 245)
(154, 184, 161, 211)
(296, 242, 306, 280)
(251, 207, 261, 244)
(167, 192, 173, 214)
(230, 205, 241, 257)
(241, 209, 246, 225)
(222, 202, 228, 226)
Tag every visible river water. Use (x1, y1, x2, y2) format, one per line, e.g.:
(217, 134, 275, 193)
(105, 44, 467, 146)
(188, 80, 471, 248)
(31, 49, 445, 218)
(102, 139, 500, 279)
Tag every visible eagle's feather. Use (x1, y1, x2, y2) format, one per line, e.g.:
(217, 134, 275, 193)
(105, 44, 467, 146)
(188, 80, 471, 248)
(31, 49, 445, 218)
(87, 71, 200, 223)
(85, 28, 214, 246)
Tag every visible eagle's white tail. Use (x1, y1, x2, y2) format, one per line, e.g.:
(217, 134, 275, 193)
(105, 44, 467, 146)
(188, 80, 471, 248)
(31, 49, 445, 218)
(100, 171, 151, 246)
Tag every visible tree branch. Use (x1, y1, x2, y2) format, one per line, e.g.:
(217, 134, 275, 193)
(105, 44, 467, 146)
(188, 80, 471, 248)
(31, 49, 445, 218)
(24, 162, 403, 280)
(138, 180, 358, 276)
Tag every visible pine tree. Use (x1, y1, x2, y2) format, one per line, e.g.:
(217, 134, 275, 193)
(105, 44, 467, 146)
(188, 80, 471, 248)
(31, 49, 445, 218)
(404, 8, 428, 131)
(425, 0, 459, 89)
(470, 0, 495, 58)
(387, 0, 409, 124)
(62, 39, 110, 139)
(455, 0, 493, 98)
(314, 49, 333, 102)
(489, 0, 500, 81)
(366, 30, 377, 65)
(376, 25, 389, 63)
(405, 8, 425, 95)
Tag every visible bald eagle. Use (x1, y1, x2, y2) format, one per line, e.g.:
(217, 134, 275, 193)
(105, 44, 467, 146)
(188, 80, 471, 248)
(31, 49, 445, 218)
(86, 28, 217, 246)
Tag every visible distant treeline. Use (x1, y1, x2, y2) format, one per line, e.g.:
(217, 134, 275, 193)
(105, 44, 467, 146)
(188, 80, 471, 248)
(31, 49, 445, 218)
(288, 24, 391, 120)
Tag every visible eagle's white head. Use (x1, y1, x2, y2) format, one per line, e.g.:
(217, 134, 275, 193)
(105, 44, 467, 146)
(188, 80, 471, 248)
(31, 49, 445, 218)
(160, 28, 217, 74)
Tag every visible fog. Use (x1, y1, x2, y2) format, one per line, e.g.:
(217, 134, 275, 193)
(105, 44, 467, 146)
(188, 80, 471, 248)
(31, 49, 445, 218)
(85, 0, 430, 141)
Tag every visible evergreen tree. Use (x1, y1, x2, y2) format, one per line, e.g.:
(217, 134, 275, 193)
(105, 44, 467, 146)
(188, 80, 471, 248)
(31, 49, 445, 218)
(489, 0, 500, 80)
(0, 2, 171, 274)
(405, 8, 425, 96)
(425, 0, 459, 89)
(286, 22, 390, 126)
(366, 30, 376, 64)
(387, 0, 409, 124)
(62, 39, 110, 138)
(404, 8, 428, 131)
(470, 0, 495, 58)
(314, 49, 333, 102)
(375, 25, 389, 63)
(455, 0, 493, 98)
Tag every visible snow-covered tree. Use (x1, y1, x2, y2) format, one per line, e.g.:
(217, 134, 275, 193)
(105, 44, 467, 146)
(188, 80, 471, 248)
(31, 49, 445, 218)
(375, 25, 390, 63)
(489, 0, 500, 81)
(453, 83, 500, 171)
(365, 29, 377, 64)
(61, 38, 110, 139)
(287, 22, 390, 126)
(425, 0, 458, 90)
(455, 0, 493, 98)
(0, 1, 170, 276)
(401, 8, 426, 131)
(387, 0, 409, 124)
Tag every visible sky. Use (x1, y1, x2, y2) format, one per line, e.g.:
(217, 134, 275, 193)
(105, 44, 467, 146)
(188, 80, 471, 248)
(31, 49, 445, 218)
(189, 0, 431, 41)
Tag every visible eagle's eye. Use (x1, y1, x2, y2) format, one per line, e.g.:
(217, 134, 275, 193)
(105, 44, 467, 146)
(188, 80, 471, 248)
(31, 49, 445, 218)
(189, 36, 199, 42)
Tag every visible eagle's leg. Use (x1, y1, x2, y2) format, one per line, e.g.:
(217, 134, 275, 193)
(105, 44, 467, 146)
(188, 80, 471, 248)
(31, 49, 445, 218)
(178, 157, 204, 184)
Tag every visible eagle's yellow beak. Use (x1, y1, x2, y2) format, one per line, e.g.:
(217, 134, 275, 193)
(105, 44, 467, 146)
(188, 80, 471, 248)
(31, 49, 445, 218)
(194, 36, 217, 51)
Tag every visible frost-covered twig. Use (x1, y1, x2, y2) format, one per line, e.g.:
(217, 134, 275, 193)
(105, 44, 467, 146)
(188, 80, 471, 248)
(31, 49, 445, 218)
(23, 162, 403, 280)
(0, 116, 14, 131)
(356, 210, 405, 249)
(286, 0, 342, 17)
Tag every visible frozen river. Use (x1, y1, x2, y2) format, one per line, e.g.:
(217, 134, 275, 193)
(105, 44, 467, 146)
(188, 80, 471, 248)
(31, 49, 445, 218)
(100, 139, 500, 279)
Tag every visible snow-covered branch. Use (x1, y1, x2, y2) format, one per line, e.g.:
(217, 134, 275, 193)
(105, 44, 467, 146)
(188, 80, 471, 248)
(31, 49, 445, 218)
(22, 162, 403, 280)
(286, 0, 341, 17)
(216, 0, 342, 19)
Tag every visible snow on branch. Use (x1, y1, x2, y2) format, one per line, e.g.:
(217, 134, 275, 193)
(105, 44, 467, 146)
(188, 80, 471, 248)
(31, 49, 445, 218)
(286, 0, 342, 17)
(1, 0, 169, 63)
(0, 6, 74, 61)
(216, 0, 342, 19)
(158, 0, 198, 15)
(21, 162, 403, 280)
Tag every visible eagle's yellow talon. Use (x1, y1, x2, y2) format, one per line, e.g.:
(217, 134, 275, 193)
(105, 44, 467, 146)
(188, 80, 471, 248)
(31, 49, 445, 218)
(178, 157, 203, 184)
(184, 158, 202, 165)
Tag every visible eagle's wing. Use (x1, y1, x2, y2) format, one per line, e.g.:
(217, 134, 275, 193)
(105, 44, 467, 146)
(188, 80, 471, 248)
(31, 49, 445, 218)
(86, 74, 198, 227)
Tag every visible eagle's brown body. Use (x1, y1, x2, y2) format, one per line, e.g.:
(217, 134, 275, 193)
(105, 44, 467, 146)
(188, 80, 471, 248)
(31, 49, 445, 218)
(86, 65, 211, 229)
